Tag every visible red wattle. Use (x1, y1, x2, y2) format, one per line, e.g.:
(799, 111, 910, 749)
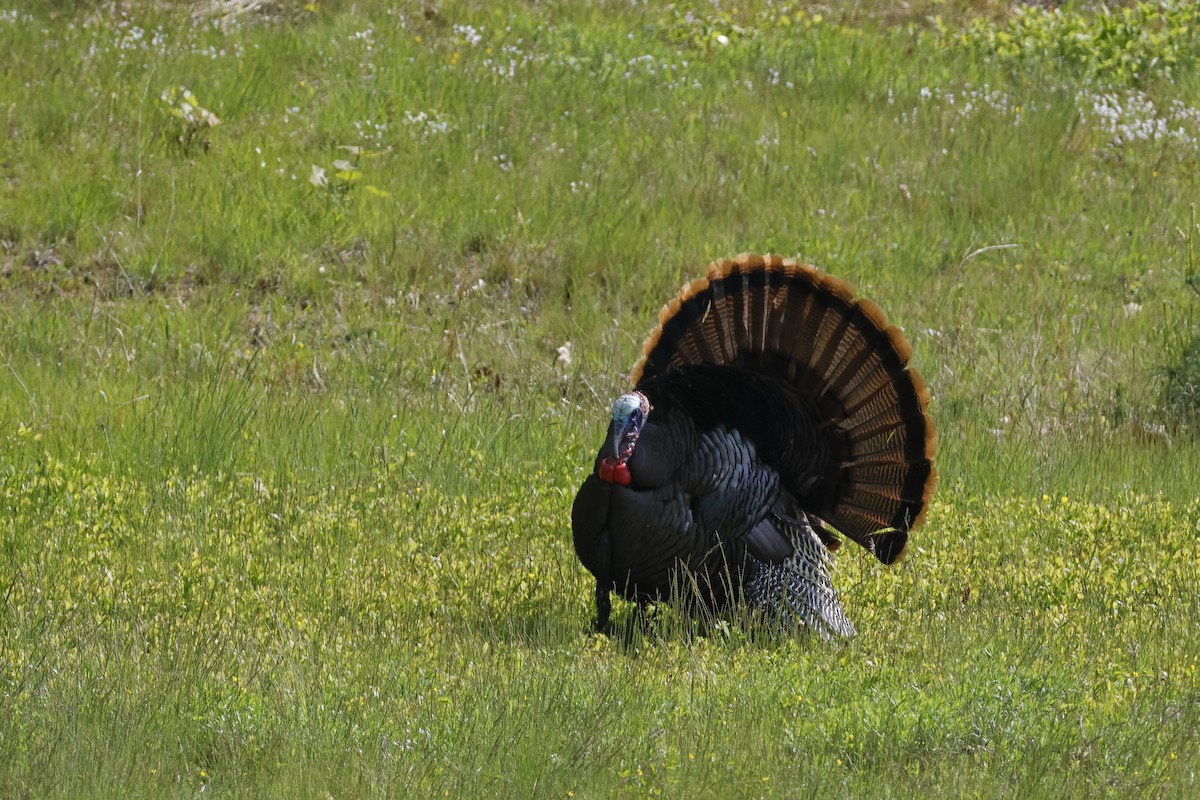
(599, 459, 631, 486)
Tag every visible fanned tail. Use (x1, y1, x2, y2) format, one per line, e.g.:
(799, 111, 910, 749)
(632, 252, 937, 563)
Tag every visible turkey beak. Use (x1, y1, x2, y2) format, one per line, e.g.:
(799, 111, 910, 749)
(609, 413, 640, 463)
(607, 422, 629, 463)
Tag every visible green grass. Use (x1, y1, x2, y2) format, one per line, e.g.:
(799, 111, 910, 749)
(2, 0, 1200, 796)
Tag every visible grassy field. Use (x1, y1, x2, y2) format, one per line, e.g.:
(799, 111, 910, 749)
(2, 0, 1200, 796)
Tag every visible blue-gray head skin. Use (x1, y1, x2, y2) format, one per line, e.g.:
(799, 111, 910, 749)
(598, 391, 650, 486)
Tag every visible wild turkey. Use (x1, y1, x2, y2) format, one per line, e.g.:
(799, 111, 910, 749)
(571, 253, 937, 637)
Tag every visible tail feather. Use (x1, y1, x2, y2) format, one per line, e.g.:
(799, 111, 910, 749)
(705, 269, 740, 364)
(763, 271, 797, 356)
(632, 253, 936, 562)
